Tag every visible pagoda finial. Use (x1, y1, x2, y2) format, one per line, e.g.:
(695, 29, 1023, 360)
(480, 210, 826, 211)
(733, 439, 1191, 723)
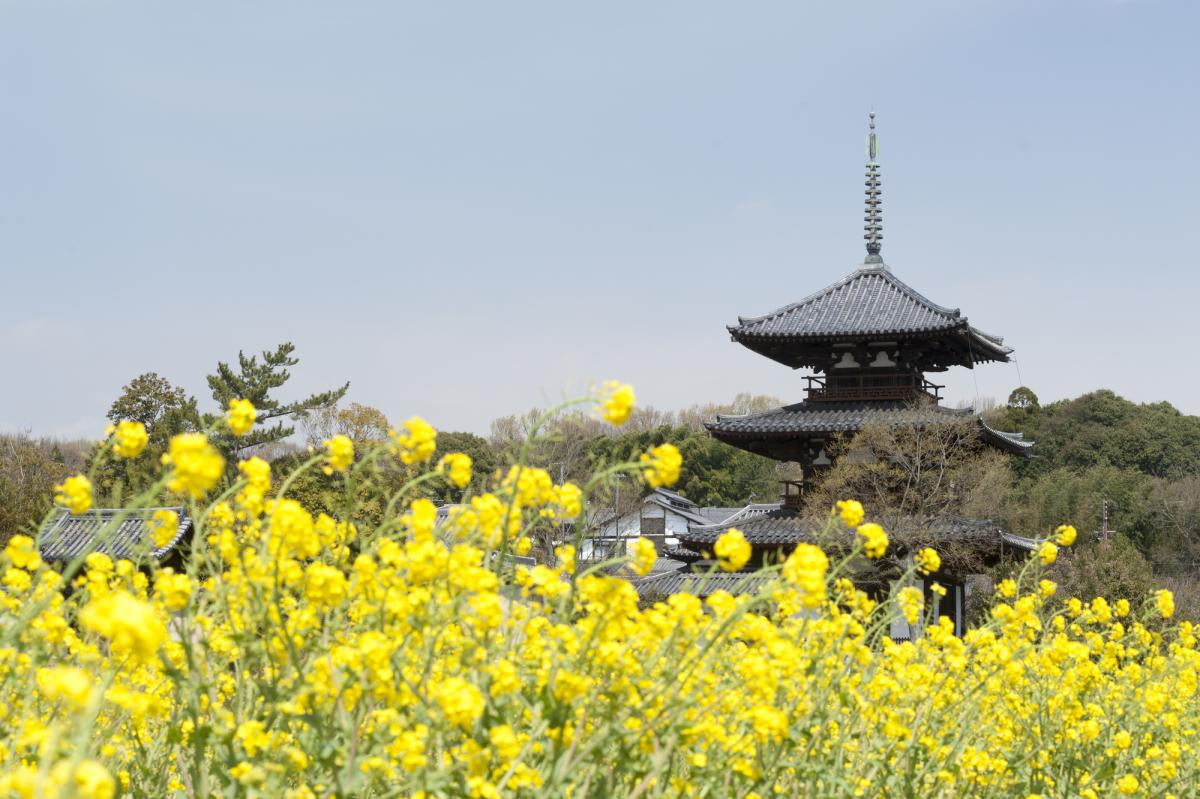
(864, 112, 883, 264)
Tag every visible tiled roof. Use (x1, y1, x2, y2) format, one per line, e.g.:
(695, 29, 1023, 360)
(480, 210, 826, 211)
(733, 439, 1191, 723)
(681, 507, 810, 546)
(706, 402, 1033, 456)
(707, 400, 969, 436)
(636, 569, 773, 599)
(980, 420, 1034, 453)
(729, 264, 1010, 361)
(681, 507, 1008, 549)
(38, 507, 192, 562)
(661, 546, 703, 563)
(695, 507, 744, 524)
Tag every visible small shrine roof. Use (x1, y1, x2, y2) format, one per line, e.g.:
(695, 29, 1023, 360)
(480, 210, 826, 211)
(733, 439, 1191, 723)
(38, 507, 192, 562)
(728, 264, 1011, 363)
(635, 569, 772, 599)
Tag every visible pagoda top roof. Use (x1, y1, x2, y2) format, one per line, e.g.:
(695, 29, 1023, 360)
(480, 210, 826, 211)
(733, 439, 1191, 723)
(728, 262, 1011, 364)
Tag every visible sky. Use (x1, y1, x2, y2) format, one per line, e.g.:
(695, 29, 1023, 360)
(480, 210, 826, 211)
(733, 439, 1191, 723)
(2, 0, 1198, 439)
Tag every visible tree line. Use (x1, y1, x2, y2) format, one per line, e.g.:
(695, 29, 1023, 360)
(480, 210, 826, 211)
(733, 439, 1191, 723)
(6, 347, 1200, 614)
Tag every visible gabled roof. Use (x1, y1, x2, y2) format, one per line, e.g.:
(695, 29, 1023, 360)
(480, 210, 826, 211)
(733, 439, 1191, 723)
(728, 264, 1011, 364)
(38, 507, 192, 562)
(653, 488, 697, 509)
(706, 401, 1033, 456)
(635, 569, 772, 599)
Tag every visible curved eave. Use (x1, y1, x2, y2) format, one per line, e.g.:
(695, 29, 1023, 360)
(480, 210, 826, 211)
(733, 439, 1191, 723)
(729, 321, 1013, 368)
(979, 419, 1034, 457)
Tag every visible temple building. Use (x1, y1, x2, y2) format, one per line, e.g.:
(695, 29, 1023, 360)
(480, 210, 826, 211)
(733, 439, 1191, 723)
(638, 115, 1034, 635)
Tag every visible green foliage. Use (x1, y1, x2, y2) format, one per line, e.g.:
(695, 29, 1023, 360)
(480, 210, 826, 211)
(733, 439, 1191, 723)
(1006, 386, 1039, 411)
(106, 373, 201, 441)
(430, 431, 500, 502)
(98, 372, 201, 499)
(206, 342, 349, 456)
(1001, 464, 1157, 546)
(996, 389, 1200, 480)
(272, 452, 392, 530)
(587, 425, 778, 507)
(1049, 533, 1157, 608)
(0, 434, 89, 543)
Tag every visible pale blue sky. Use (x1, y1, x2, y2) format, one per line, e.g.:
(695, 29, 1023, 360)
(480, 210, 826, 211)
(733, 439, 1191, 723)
(2, 0, 1197, 438)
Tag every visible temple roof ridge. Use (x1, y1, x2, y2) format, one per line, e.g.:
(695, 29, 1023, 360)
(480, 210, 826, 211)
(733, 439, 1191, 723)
(733, 264, 961, 328)
(729, 264, 1010, 356)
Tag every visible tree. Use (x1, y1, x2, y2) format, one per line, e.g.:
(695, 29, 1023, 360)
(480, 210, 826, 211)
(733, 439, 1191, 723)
(804, 414, 1015, 574)
(0, 433, 89, 543)
(106, 372, 201, 446)
(206, 342, 348, 456)
(1049, 533, 1156, 609)
(430, 431, 499, 501)
(1007, 386, 1039, 412)
(99, 373, 201, 499)
(304, 403, 392, 448)
(587, 425, 779, 508)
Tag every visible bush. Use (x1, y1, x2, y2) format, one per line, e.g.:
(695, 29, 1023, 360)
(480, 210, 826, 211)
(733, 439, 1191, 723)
(0, 391, 1194, 798)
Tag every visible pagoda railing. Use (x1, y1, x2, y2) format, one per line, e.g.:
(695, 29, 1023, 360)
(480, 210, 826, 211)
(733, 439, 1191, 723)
(805, 374, 942, 403)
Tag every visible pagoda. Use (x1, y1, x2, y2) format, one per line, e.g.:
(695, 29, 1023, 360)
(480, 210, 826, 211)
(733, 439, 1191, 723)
(704, 113, 1029, 474)
(652, 115, 1035, 631)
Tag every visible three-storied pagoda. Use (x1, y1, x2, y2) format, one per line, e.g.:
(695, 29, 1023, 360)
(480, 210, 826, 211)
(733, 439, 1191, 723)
(653, 115, 1034, 631)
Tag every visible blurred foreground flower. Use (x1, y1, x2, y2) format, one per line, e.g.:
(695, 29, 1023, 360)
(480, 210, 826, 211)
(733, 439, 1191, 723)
(54, 474, 93, 515)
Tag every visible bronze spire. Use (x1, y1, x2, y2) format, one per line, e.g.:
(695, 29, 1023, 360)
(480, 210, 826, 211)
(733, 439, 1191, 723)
(864, 112, 883, 264)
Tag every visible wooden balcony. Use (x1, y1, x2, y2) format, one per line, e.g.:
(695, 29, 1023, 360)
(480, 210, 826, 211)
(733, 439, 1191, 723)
(805, 374, 942, 403)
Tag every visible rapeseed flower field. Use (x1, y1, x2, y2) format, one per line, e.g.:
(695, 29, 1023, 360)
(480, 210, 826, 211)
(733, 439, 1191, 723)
(1, 387, 1194, 798)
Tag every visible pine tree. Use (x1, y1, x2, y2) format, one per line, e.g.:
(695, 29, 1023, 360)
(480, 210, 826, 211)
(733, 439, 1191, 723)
(205, 342, 349, 456)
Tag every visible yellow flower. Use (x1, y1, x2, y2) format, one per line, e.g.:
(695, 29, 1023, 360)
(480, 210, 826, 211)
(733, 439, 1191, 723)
(631, 537, 657, 576)
(898, 586, 924, 625)
(391, 416, 437, 465)
(1155, 589, 1175, 619)
(79, 591, 166, 664)
(162, 433, 225, 499)
(226, 398, 256, 437)
(238, 456, 271, 492)
(36, 666, 93, 708)
(1116, 775, 1139, 795)
(1039, 579, 1057, 598)
(714, 528, 751, 572)
(438, 452, 473, 489)
(323, 434, 355, 474)
(59, 760, 115, 799)
(914, 547, 940, 575)
(783, 543, 828, 609)
(432, 676, 484, 730)
(640, 443, 682, 488)
(857, 523, 888, 559)
(552, 482, 584, 519)
(1037, 541, 1058, 565)
(154, 570, 193, 612)
(4, 535, 41, 571)
(150, 509, 180, 549)
(599, 382, 636, 426)
(835, 499, 864, 528)
(110, 420, 148, 459)
(1054, 524, 1077, 547)
(54, 474, 93, 515)
(997, 578, 1017, 599)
